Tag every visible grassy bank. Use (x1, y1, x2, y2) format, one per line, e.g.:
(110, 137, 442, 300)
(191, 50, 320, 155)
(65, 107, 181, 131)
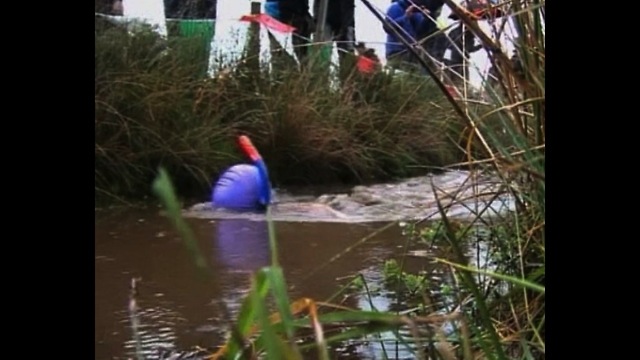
(95, 17, 471, 204)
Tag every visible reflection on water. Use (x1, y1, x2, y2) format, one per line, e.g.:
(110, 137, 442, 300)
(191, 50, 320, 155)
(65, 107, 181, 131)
(208, 219, 273, 320)
(328, 232, 499, 360)
(213, 219, 270, 273)
(351, 268, 418, 360)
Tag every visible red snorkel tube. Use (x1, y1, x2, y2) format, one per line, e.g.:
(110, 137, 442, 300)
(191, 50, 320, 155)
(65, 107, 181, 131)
(238, 135, 272, 207)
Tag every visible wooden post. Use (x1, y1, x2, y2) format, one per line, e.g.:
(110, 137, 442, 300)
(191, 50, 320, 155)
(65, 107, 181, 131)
(313, 0, 329, 42)
(311, 0, 330, 80)
(251, 2, 261, 17)
(246, 1, 261, 73)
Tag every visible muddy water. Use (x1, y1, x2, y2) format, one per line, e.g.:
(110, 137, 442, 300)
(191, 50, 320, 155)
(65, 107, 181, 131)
(96, 207, 430, 359)
(96, 171, 510, 359)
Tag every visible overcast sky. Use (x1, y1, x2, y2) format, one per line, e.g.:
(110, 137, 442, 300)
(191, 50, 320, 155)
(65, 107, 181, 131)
(121, 0, 517, 87)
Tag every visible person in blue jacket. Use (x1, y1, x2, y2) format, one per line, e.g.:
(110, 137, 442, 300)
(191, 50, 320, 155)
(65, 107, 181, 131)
(384, 0, 445, 74)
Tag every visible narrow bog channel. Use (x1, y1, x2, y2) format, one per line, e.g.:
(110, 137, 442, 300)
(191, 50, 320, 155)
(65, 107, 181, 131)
(96, 171, 511, 359)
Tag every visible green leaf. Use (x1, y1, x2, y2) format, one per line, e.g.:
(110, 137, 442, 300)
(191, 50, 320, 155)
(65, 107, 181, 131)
(152, 167, 207, 271)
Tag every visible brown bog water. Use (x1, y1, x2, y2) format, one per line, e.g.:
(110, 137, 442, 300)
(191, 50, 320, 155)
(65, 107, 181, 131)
(96, 210, 412, 359)
(95, 171, 511, 359)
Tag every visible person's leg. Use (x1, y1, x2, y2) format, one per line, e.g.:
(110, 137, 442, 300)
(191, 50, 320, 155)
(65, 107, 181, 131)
(264, 1, 287, 72)
(448, 57, 465, 87)
(335, 25, 356, 81)
(264, 3, 310, 70)
(387, 51, 424, 75)
(336, 25, 355, 58)
(269, 31, 298, 74)
(290, 13, 313, 66)
(386, 52, 406, 74)
(427, 31, 448, 64)
(447, 27, 466, 87)
(461, 53, 471, 86)
(111, 0, 123, 15)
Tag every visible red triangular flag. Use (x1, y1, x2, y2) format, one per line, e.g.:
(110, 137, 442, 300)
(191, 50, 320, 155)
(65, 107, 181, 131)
(239, 13, 296, 34)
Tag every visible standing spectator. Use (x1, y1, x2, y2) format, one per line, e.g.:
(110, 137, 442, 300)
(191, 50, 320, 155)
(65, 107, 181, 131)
(313, 0, 356, 75)
(111, 0, 123, 15)
(445, 23, 483, 86)
(415, 0, 447, 63)
(384, 0, 445, 74)
(264, 0, 315, 66)
(164, 0, 217, 19)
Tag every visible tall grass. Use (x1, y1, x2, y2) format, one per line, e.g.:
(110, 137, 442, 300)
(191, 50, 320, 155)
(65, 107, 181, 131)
(95, 17, 466, 204)
(387, 0, 546, 357)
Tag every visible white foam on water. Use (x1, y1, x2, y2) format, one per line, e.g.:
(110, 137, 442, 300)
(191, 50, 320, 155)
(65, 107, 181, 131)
(182, 171, 518, 223)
